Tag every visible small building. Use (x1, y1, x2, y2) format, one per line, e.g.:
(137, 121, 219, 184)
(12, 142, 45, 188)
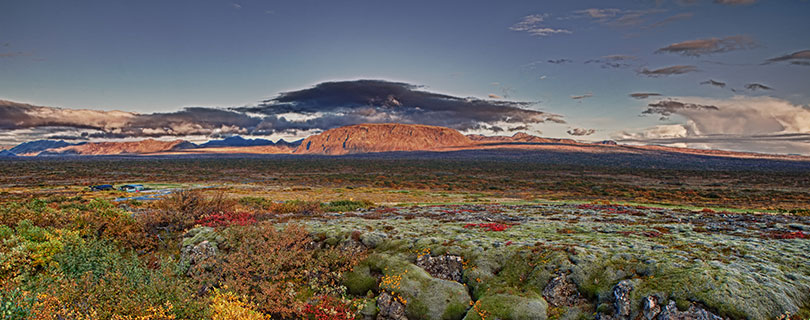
(89, 184, 114, 191)
(119, 184, 145, 192)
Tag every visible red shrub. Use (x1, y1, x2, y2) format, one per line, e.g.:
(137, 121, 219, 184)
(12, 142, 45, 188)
(302, 296, 356, 320)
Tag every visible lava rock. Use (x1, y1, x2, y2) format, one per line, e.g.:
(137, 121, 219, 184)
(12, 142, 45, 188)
(415, 254, 464, 282)
(542, 273, 584, 307)
(377, 291, 408, 320)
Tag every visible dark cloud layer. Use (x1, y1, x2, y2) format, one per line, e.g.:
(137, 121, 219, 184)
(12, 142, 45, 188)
(642, 100, 719, 118)
(745, 83, 772, 91)
(765, 50, 810, 64)
(629, 93, 663, 99)
(585, 55, 638, 69)
(700, 79, 726, 88)
(1, 80, 564, 143)
(638, 65, 698, 77)
(567, 128, 596, 136)
(656, 35, 756, 56)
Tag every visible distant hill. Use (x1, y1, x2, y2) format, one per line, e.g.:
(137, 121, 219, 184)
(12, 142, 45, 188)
(199, 136, 276, 148)
(9, 140, 76, 155)
(45, 139, 197, 155)
(294, 123, 472, 155)
(0, 150, 16, 157)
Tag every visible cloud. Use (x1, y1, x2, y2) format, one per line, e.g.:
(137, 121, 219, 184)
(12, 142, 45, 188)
(573, 8, 667, 27)
(510, 14, 572, 36)
(714, 0, 757, 5)
(567, 128, 596, 136)
(765, 50, 810, 64)
(488, 94, 502, 99)
(231, 3, 242, 9)
(571, 93, 593, 100)
(700, 79, 726, 88)
(638, 65, 698, 77)
(585, 55, 638, 69)
(629, 93, 663, 99)
(1, 80, 567, 144)
(791, 61, 810, 66)
(547, 59, 573, 64)
(236, 80, 564, 133)
(645, 12, 694, 29)
(745, 83, 772, 91)
(0, 100, 259, 139)
(656, 35, 756, 56)
(615, 96, 810, 155)
(642, 100, 720, 120)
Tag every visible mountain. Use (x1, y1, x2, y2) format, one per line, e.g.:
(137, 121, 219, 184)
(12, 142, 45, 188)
(467, 132, 579, 145)
(45, 139, 197, 155)
(293, 123, 473, 155)
(0, 150, 16, 157)
(9, 140, 76, 155)
(200, 136, 276, 148)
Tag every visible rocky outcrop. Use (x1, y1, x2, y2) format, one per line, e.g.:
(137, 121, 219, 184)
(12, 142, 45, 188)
(293, 123, 472, 155)
(415, 254, 463, 282)
(598, 281, 726, 320)
(47, 139, 196, 155)
(654, 301, 724, 320)
(180, 227, 223, 276)
(377, 292, 408, 320)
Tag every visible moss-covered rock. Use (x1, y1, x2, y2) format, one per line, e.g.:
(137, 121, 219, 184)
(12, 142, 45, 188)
(344, 263, 378, 296)
(370, 253, 472, 320)
(181, 226, 223, 249)
(463, 293, 548, 320)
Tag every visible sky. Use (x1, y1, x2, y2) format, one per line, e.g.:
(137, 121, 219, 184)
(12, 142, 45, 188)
(1, 0, 809, 154)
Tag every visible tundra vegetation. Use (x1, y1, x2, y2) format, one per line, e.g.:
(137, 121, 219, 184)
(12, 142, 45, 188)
(0, 156, 808, 319)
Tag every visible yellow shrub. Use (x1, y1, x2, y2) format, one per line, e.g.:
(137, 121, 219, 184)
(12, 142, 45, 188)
(211, 288, 271, 320)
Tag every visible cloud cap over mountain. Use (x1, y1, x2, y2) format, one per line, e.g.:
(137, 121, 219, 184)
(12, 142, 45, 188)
(0, 80, 563, 144)
(237, 80, 564, 133)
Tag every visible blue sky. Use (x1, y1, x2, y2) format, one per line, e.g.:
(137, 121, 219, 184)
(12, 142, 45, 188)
(1, 0, 810, 154)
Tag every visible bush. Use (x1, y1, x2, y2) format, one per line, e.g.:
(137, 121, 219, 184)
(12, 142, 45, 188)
(148, 190, 236, 231)
(29, 257, 208, 319)
(210, 288, 270, 320)
(198, 223, 365, 318)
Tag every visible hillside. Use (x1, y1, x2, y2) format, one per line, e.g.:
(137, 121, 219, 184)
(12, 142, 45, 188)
(293, 123, 473, 155)
(45, 139, 196, 155)
(8, 140, 77, 155)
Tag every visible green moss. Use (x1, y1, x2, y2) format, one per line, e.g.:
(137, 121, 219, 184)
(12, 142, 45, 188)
(343, 264, 377, 295)
(464, 293, 548, 320)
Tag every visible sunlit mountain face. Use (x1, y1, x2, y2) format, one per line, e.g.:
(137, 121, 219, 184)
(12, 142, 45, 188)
(1, 0, 809, 155)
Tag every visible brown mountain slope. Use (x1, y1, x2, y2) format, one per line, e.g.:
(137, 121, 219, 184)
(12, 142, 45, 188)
(293, 123, 473, 155)
(46, 139, 195, 155)
(467, 132, 579, 145)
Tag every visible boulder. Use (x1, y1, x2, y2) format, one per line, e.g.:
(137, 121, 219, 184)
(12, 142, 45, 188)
(374, 254, 471, 320)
